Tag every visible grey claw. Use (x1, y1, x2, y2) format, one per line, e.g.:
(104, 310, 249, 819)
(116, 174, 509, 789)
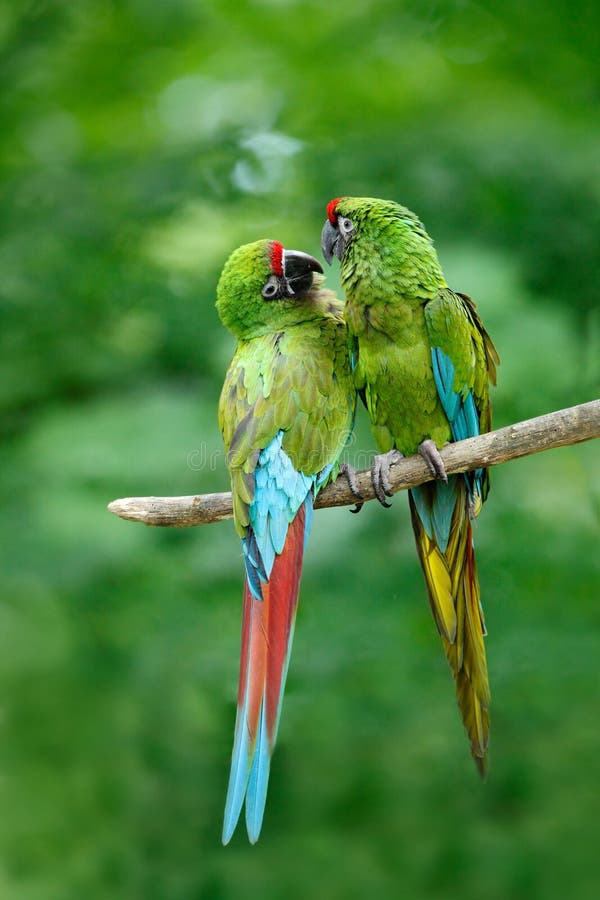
(370, 449, 403, 507)
(339, 463, 364, 514)
(339, 462, 363, 500)
(419, 439, 448, 482)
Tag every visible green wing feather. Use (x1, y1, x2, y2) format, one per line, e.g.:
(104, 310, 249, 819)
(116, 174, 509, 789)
(415, 287, 499, 773)
(424, 288, 499, 500)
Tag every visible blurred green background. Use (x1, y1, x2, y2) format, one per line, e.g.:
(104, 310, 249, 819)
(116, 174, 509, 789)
(1, 1, 600, 898)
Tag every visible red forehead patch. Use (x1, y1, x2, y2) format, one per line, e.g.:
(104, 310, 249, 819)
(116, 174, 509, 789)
(327, 197, 341, 224)
(269, 240, 284, 276)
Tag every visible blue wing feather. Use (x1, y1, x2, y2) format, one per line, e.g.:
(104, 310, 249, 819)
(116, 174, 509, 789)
(243, 431, 313, 600)
(412, 347, 483, 551)
(431, 346, 483, 495)
(431, 348, 461, 423)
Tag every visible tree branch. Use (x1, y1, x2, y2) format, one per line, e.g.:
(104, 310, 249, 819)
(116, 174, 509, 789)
(108, 399, 599, 527)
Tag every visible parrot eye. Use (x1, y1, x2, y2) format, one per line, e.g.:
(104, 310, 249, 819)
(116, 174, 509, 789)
(339, 216, 355, 236)
(261, 276, 281, 300)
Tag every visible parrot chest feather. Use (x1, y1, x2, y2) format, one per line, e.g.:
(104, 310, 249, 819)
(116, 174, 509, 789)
(353, 301, 451, 455)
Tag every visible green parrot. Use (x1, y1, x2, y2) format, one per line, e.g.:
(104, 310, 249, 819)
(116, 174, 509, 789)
(216, 239, 355, 842)
(322, 197, 499, 775)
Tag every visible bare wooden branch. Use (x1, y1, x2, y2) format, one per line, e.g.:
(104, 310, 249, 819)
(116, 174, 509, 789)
(108, 399, 600, 527)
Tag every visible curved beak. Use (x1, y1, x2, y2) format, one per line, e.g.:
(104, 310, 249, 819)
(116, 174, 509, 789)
(283, 249, 323, 297)
(321, 219, 343, 265)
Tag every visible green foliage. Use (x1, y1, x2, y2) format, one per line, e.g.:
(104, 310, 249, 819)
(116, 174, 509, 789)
(1, 1, 599, 897)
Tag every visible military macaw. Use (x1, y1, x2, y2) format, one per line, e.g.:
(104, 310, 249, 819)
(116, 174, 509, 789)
(322, 197, 499, 775)
(216, 239, 355, 842)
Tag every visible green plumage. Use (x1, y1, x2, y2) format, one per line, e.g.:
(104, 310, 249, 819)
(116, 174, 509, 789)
(337, 198, 496, 456)
(216, 241, 355, 537)
(217, 240, 355, 843)
(327, 197, 499, 773)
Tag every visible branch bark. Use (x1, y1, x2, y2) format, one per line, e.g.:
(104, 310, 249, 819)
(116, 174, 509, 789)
(108, 399, 600, 527)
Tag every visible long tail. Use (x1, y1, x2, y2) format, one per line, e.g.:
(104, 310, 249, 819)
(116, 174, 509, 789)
(222, 503, 307, 844)
(409, 477, 490, 776)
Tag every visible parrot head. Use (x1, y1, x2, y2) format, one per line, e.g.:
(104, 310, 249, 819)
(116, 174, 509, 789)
(321, 196, 432, 266)
(216, 239, 325, 338)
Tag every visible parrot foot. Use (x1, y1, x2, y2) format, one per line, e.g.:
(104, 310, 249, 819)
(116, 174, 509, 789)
(339, 463, 364, 514)
(370, 449, 404, 507)
(419, 439, 448, 483)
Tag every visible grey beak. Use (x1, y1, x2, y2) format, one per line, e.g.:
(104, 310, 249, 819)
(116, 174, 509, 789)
(321, 219, 343, 265)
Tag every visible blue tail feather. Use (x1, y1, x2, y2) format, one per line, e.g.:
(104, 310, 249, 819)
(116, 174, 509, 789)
(431, 478, 457, 553)
(410, 485, 433, 540)
(411, 479, 458, 554)
(245, 702, 271, 844)
(222, 712, 252, 844)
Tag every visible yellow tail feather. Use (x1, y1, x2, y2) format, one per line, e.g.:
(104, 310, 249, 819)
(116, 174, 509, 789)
(409, 487, 490, 775)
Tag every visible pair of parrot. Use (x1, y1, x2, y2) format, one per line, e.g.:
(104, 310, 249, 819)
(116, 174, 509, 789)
(215, 197, 499, 844)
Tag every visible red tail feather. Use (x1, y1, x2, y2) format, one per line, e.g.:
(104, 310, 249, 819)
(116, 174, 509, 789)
(237, 505, 306, 748)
